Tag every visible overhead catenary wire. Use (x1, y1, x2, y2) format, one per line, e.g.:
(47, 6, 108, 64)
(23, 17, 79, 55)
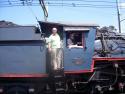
(0, 0, 125, 9)
(0, 2, 120, 8)
(43, 0, 118, 4)
(0, 0, 125, 8)
(0, 0, 124, 4)
(0, 0, 119, 3)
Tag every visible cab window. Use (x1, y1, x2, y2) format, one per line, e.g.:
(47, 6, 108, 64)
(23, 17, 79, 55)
(66, 31, 84, 48)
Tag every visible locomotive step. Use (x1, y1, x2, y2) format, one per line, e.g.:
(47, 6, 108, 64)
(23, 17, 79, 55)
(54, 75, 65, 78)
(56, 88, 65, 92)
(55, 82, 65, 86)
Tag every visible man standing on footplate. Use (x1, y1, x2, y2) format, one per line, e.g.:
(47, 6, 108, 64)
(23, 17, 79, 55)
(48, 27, 61, 70)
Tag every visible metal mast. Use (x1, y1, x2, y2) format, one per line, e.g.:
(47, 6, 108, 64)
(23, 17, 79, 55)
(39, 0, 48, 21)
(116, 0, 121, 33)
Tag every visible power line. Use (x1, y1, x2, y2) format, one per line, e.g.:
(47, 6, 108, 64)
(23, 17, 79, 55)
(0, 0, 114, 3)
(47, 0, 117, 4)
(32, 0, 118, 3)
(0, 5, 118, 9)
(1, 0, 124, 4)
(0, 0, 125, 9)
(0, 0, 125, 4)
(0, 3, 117, 8)
(0, 5, 118, 8)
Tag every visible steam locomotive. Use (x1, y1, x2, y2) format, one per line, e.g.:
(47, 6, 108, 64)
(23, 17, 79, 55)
(0, 21, 125, 94)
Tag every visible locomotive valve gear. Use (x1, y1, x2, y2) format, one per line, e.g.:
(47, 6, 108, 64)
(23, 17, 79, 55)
(48, 27, 61, 70)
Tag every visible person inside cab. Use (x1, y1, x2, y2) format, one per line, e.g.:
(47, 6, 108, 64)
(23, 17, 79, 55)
(67, 33, 83, 48)
(67, 33, 78, 48)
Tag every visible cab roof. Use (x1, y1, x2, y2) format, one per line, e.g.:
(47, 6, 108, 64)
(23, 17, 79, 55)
(39, 21, 98, 36)
(39, 21, 99, 27)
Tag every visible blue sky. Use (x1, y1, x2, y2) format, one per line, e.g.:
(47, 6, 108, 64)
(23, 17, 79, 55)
(0, 0, 125, 33)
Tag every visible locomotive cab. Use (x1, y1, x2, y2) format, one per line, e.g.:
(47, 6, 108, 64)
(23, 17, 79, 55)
(38, 21, 98, 93)
(39, 21, 98, 73)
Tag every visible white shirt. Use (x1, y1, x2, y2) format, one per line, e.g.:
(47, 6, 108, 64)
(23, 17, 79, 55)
(48, 34, 61, 48)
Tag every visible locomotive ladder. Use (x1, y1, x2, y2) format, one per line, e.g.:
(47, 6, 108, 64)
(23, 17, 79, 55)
(50, 69, 66, 94)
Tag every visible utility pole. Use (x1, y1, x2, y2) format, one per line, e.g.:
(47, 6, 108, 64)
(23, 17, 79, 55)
(116, 0, 121, 33)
